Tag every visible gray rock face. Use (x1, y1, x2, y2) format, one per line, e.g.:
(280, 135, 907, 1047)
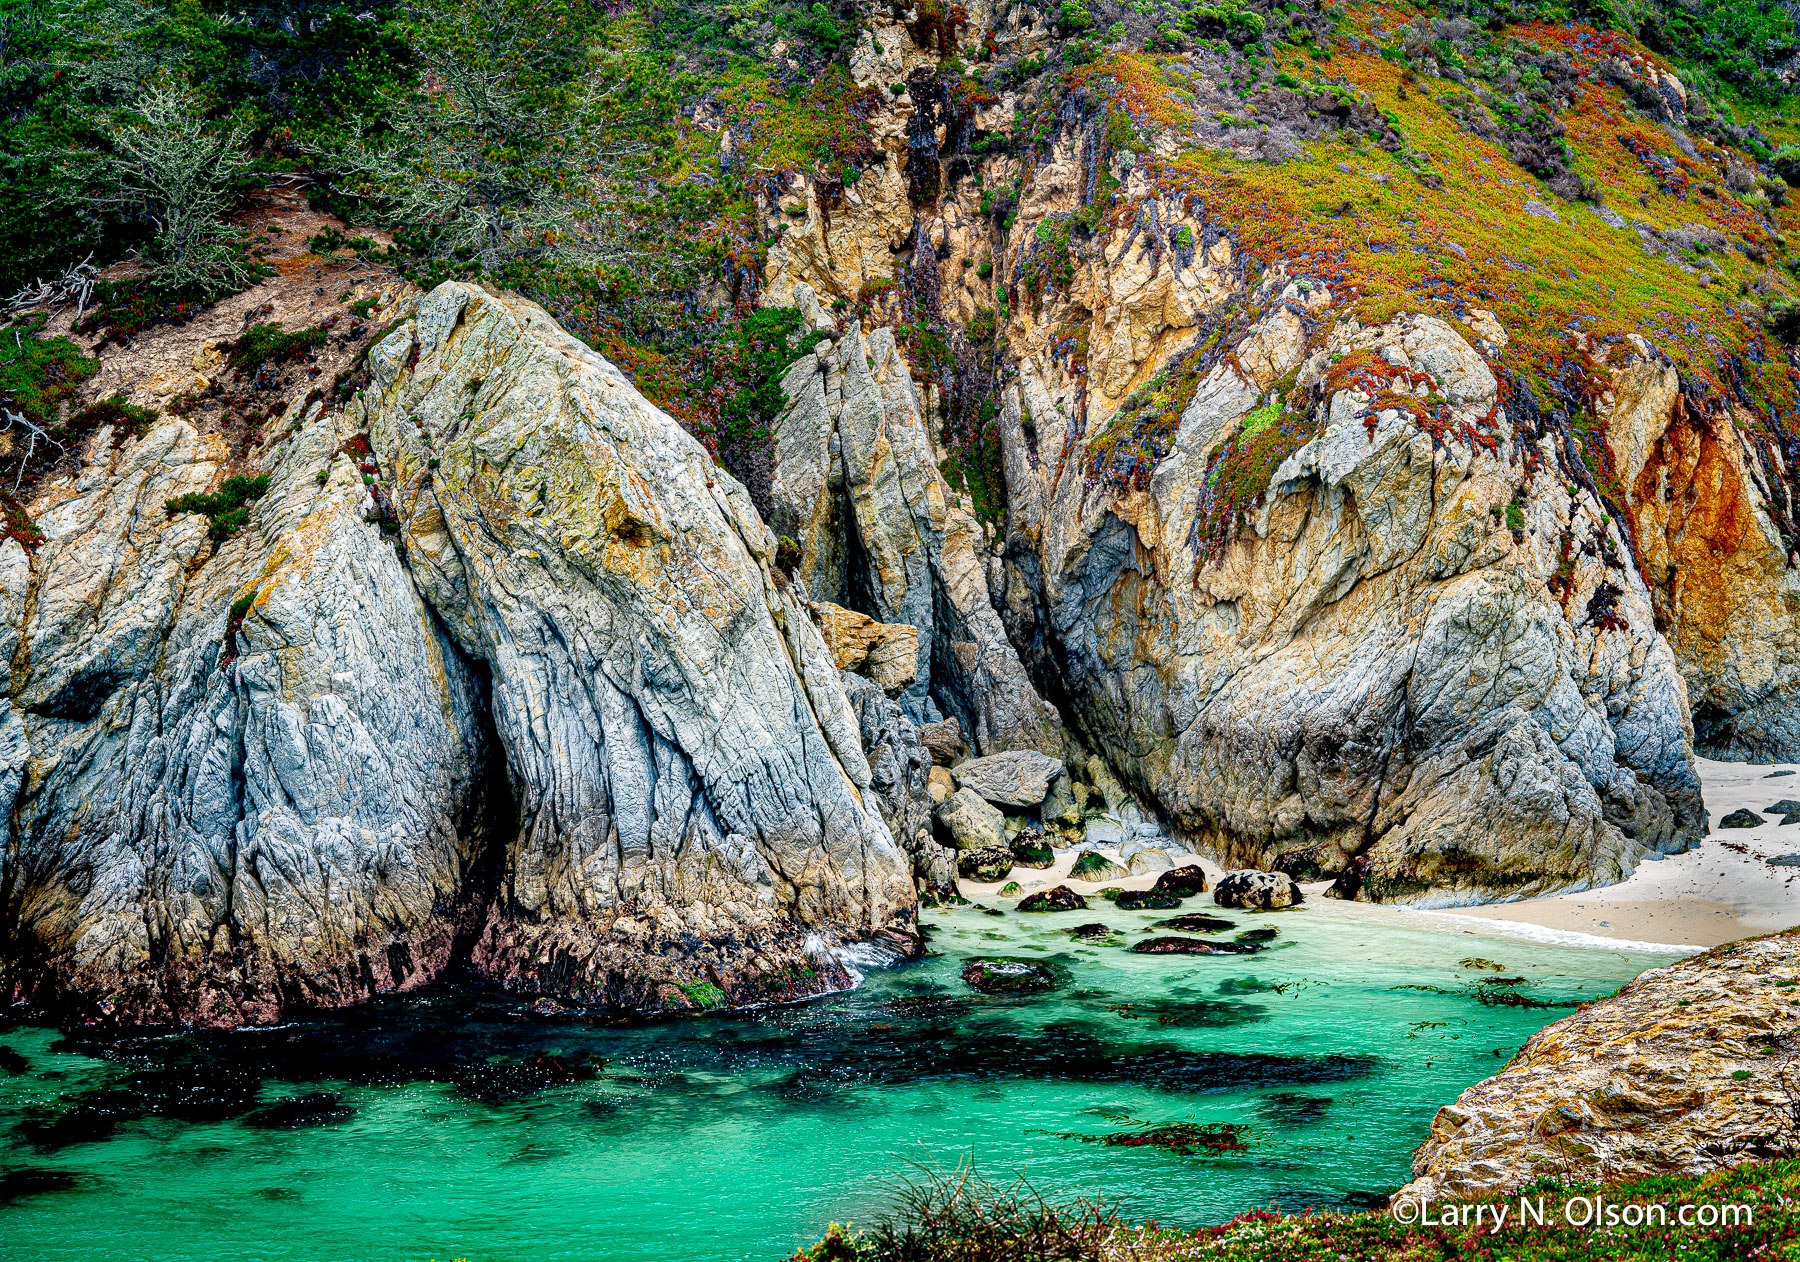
(935, 787, 1007, 851)
(771, 324, 1064, 754)
(358, 283, 918, 1009)
(953, 750, 1065, 808)
(3, 400, 489, 1027)
(841, 670, 952, 897)
(1008, 301, 1704, 904)
(1213, 870, 1303, 910)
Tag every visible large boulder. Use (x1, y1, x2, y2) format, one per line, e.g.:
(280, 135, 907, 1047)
(1153, 865, 1210, 897)
(1213, 869, 1304, 910)
(812, 601, 919, 696)
(953, 750, 1066, 809)
(962, 958, 1058, 994)
(359, 283, 917, 1010)
(935, 787, 1007, 851)
(957, 844, 1014, 881)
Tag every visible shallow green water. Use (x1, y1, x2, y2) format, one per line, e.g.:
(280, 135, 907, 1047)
(0, 900, 1672, 1262)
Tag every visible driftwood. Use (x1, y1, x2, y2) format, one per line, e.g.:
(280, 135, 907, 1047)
(1, 408, 67, 495)
(6, 256, 100, 323)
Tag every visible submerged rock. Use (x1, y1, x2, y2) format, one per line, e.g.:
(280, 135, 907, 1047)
(1156, 914, 1237, 933)
(1214, 870, 1304, 910)
(1130, 936, 1233, 955)
(1017, 885, 1086, 912)
(1115, 889, 1183, 911)
(961, 958, 1059, 994)
(1069, 922, 1115, 941)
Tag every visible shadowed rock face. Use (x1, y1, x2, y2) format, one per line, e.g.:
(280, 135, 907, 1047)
(1, 397, 490, 1028)
(770, 323, 1064, 754)
(358, 283, 917, 1011)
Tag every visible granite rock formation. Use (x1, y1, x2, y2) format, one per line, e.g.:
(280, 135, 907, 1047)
(0, 278, 922, 1027)
(1401, 929, 1800, 1199)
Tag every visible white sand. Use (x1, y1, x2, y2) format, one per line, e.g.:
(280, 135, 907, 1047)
(959, 755, 1799, 953)
(1436, 756, 1800, 950)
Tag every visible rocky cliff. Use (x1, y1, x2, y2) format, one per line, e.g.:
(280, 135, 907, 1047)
(738, 7, 1755, 903)
(7, 0, 1800, 1026)
(0, 261, 919, 1027)
(1401, 928, 1800, 1198)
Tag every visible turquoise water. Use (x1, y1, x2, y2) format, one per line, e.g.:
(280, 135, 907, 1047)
(0, 900, 1670, 1262)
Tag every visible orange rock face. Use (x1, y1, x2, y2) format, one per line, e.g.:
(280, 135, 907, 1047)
(1616, 374, 1800, 760)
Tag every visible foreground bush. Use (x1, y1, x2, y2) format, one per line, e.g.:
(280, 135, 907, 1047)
(789, 1158, 1800, 1261)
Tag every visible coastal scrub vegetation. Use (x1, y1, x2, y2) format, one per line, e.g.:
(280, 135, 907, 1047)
(3, 0, 1799, 545)
(789, 1157, 1800, 1261)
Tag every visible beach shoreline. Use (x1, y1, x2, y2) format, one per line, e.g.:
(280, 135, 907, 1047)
(961, 756, 1797, 954)
(1432, 756, 1800, 950)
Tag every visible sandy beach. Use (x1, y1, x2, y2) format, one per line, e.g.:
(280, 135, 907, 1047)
(961, 755, 1798, 953)
(1434, 756, 1800, 950)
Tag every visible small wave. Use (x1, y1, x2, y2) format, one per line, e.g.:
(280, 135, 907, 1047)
(805, 934, 907, 986)
(1398, 908, 1699, 955)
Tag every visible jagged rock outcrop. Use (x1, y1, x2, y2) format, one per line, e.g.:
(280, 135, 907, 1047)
(0, 277, 925, 1029)
(840, 670, 950, 897)
(1001, 283, 1703, 903)
(770, 320, 1064, 754)
(1, 397, 490, 1027)
(1400, 928, 1800, 1200)
(357, 282, 917, 1010)
(1601, 346, 1800, 762)
(742, 16, 1749, 904)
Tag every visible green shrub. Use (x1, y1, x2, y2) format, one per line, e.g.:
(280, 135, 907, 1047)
(0, 317, 99, 427)
(1774, 145, 1800, 187)
(228, 323, 329, 371)
(1060, 0, 1096, 34)
(166, 473, 272, 542)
